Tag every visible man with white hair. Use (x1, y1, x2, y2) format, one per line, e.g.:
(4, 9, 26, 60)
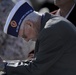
(0, 0, 76, 75)
(0, 0, 35, 60)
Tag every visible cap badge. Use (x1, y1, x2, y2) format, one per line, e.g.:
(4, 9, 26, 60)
(10, 20, 17, 27)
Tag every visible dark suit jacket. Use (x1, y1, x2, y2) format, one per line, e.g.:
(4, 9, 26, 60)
(51, 4, 76, 26)
(4, 13, 76, 75)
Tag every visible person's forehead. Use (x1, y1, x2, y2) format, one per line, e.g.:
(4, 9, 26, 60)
(18, 29, 23, 36)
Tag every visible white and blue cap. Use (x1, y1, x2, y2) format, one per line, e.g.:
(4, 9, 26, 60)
(4, 0, 34, 37)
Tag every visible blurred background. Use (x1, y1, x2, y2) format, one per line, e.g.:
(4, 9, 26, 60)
(0, 0, 58, 60)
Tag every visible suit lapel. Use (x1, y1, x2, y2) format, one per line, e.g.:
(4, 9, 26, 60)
(67, 4, 76, 26)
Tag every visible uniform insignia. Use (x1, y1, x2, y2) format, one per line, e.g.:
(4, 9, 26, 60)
(10, 20, 17, 27)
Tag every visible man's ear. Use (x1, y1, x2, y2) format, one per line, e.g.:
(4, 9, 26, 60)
(25, 20, 34, 27)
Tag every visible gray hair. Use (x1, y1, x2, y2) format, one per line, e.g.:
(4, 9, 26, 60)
(20, 11, 41, 29)
(24, 11, 40, 23)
